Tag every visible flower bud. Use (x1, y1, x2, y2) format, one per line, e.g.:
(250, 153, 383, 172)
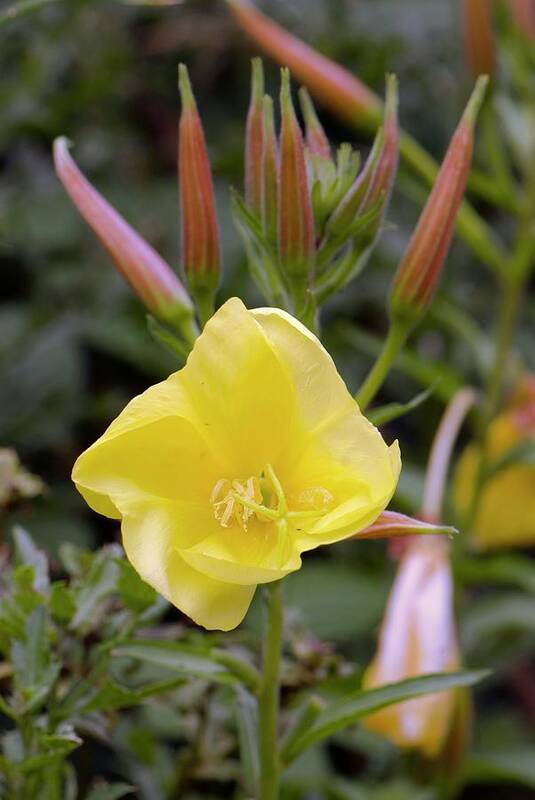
(455, 375, 535, 549)
(357, 510, 456, 540)
(299, 88, 331, 161)
(390, 76, 488, 326)
(362, 538, 460, 757)
(225, 0, 382, 129)
(245, 58, 265, 214)
(53, 137, 193, 323)
(261, 94, 279, 243)
(460, 0, 496, 78)
(328, 75, 399, 239)
(178, 64, 221, 304)
(508, 0, 535, 39)
(278, 68, 315, 279)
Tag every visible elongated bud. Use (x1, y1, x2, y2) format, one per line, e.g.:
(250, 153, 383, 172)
(53, 137, 193, 323)
(262, 94, 279, 243)
(328, 76, 398, 238)
(299, 88, 330, 161)
(357, 510, 456, 541)
(508, 0, 535, 39)
(390, 77, 488, 325)
(226, 0, 382, 129)
(362, 538, 461, 757)
(362, 75, 399, 210)
(178, 64, 221, 306)
(460, 0, 496, 78)
(245, 58, 265, 214)
(278, 69, 315, 278)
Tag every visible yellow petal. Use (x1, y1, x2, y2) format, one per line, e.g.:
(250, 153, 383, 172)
(252, 306, 401, 544)
(72, 376, 223, 515)
(180, 297, 298, 476)
(181, 518, 301, 585)
(121, 502, 256, 631)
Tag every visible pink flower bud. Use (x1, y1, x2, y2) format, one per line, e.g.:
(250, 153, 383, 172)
(53, 137, 192, 322)
(261, 94, 279, 243)
(178, 64, 221, 295)
(226, 0, 382, 129)
(460, 0, 496, 78)
(245, 58, 265, 214)
(328, 76, 398, 237)
(278, 68, 315, 278)
(390, 76, 488, 324)
(508, 0, 535, 39)
(299, 88, 331, 161)
(357, 510, 456, 540)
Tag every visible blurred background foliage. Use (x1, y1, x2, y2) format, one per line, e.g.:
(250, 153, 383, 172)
(1, 0, 535, 797)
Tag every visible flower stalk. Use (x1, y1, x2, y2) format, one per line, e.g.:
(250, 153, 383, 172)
(259, 581, 283, 800)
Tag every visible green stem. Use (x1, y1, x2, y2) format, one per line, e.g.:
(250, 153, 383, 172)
(192, 288, 216, 329)
(258, 581, 283, 800)
(355, 321, 408, 411)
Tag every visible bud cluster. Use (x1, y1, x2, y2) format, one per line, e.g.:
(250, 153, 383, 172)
(233, 60, 399, 321)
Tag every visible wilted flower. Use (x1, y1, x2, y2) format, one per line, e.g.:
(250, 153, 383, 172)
(363, 538, 460, 757)
(455, 376, 535, 549)
(72, 298, 400, 631)
(508, 0, 535, 39)
(390, 76, 488, 327)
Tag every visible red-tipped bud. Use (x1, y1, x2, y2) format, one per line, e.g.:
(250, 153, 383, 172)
(178, 64, 221, 298)
(508, 0, 535, 39)
(460, 0, 496, 78)
(53, 137, 192, 322)
(363, 75, 399, 210)
(299, 88, 331, 161)
(261, 94, 279, 243)
(226, 0, 382, 129)
(328, 76, 398, 237)
(390, 76, 488, 325)
(357, 510, 457, 541)
(278, 69, 315, 278)
(245, 58, 265, 214)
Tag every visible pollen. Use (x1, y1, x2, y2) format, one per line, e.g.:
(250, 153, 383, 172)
(210, 476, 264, 530)
(295, 486, 334, 511)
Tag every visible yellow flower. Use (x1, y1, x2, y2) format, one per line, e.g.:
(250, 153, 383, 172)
(362, 538, 459, 757)
(73, 298, 400, 630)
(455, 376, 535, 549)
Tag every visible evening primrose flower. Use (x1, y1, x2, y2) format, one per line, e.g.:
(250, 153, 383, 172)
(72, 298, 400, 631)
(362, 538, 460, 757)
(455, 376, 535, 549)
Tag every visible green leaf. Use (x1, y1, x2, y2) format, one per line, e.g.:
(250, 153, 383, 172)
(368, 385, 436, 427)
(464, 748, 535, 790)
(115, 558, 157, 613)
(462, 593, 535, 654)
(50, 581, 77, 624)
(282, 671, 488, 764)
(85, 782, 135, 800)
(81, 677, 185, 713)
(70, 545, 122, 633)
(11, 606, 60, 713)
(12, 527, 49, 592)
(457, 553, 535, 594)
(111, 640, 239, 684)
(234, 686, 259, 795)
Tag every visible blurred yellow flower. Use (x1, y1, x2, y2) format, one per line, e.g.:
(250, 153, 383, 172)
(362, 538, 459, 757)
(72, 298, 400, 630)
(455, 376, 535, 549)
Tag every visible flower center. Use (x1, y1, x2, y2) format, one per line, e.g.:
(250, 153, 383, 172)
(209, 464, 333, 532)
